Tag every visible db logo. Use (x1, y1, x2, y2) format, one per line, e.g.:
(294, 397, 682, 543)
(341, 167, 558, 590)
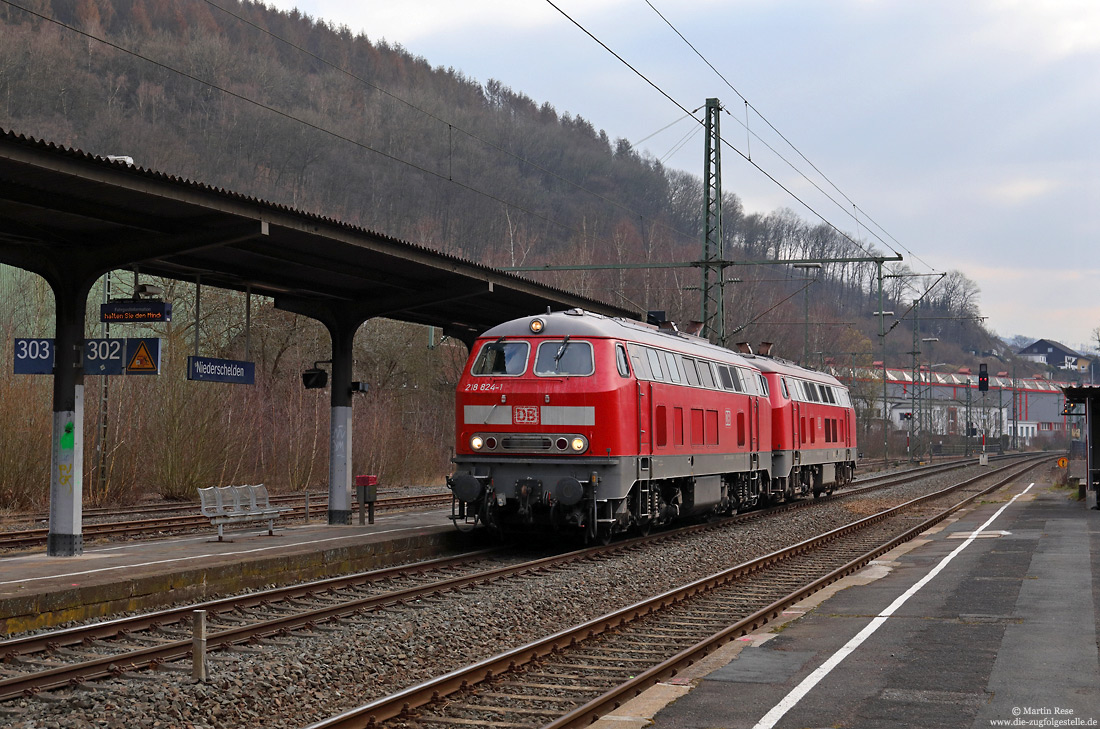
(513, 406, 539, 425)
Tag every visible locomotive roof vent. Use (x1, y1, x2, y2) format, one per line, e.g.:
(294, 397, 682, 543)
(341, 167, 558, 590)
(758, 341, 774, 357)
(684, 320, 704, 336)
(658, 320, 678, 332)
(736, 342, 753, 355)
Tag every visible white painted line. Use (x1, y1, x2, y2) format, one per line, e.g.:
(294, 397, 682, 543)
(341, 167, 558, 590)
(0, 525, 436, 587)
(751, 483, 1034, 729)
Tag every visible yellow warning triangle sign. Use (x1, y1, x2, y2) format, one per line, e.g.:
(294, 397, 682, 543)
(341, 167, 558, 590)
(127, 341, 157, 371)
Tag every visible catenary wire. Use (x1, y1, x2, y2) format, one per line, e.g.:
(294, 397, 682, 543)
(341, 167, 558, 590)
(644, 0, 936, 269)
(544, 0, 886, 262)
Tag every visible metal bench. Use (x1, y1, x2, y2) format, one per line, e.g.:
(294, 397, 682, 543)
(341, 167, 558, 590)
(197, 484, 292, 541)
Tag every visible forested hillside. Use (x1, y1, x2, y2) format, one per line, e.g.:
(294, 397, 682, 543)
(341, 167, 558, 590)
(0, 0, 1008, 507)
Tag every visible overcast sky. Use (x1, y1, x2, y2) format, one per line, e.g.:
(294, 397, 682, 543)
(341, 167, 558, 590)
(266, 0, 1100, 353)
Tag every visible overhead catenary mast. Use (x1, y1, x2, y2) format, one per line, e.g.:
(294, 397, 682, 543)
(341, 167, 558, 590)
(701, 97, 725, 346)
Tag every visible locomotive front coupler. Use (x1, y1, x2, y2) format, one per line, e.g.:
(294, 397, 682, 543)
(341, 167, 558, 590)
(515, 477, 546, 520)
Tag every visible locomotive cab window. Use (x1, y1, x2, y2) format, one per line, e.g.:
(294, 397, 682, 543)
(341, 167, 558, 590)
(616, 344, 631, 378)
(534, 339, 594, 376)
(471, 340, 530, 376)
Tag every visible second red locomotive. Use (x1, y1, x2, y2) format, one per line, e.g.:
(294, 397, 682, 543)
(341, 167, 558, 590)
(447, 309, 857, 542)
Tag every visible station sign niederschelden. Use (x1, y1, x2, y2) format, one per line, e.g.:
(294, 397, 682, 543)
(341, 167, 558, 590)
(186, 355, 255, 385)
(12, 338, 161, 375)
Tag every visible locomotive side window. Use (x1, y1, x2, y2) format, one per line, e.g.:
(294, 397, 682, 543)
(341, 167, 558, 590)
(644, 347, 665, 380)
(717, 365, 735, 391)
(758, 375, 769, 396)
(781, 378, 790, 399)
(683, 357, 701, 386)
(729, 367, 744, 392)
(738, 368, 756, 395)
(616, 344, 631, 378)
(663, 352, 683, 383)
(698, 361, 716, 389)
(471, 340, 530, 376)
(825, 386, 837, 404)
(534, 340, 594, 376)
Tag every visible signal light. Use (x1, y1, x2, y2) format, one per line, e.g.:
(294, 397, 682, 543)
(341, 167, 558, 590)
(978, 363, 989, 392)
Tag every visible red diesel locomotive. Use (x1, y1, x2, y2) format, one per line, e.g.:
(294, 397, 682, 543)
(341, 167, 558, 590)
(447, 309, 857, 541)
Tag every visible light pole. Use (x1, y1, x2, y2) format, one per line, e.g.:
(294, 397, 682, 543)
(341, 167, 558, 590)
(792, 262, 821, 365)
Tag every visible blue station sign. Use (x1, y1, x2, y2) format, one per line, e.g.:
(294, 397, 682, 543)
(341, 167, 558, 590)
(12, 338, 160, 375)
(186, 355, 255, 385)
(100, 300, 172, 323)
(12, 338, 54, 374)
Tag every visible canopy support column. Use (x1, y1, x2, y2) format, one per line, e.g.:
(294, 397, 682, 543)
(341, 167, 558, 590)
(276, 297, 376, 526)
(48, 275, 95, 556)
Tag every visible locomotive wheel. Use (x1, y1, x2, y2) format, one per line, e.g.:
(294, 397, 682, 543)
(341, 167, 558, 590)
(584, 516, 614, 545)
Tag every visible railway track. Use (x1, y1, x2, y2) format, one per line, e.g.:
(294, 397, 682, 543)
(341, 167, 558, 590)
(0, 455, 1044, 722)
(305, 455, 1048, 729)
(0, 492, 452, 551)
(0, 455, 996, 552)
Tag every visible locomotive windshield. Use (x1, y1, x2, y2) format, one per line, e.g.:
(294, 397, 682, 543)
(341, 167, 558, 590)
(534, 339, 594, 376)
(471, 340, 529, 376)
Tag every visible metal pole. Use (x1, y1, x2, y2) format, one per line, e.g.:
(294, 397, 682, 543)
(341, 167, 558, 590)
(966, 383, 972, 456)
(803, 281, 809, 365)
(244, 284, 251, 360)
(192, 609, 207, 681)
(878, 261, 888, 467)
(194, 274, 201, 358)
(1012, 362, 1018, 450)
(95, 272, 110, 501)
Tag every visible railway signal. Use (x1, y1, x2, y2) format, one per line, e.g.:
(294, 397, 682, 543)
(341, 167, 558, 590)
(978, 363, 989, 392)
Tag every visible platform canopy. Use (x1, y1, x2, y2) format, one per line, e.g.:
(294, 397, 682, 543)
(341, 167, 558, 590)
(0, 127, 640, 556)
(0, 128, 637, 341)
(1062, 385, 1099, 507)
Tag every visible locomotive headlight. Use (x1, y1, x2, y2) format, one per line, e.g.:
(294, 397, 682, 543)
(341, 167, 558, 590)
(471, 436, 485, 450)
(529, 318, 545, 333)
(570, 436, 587, 452)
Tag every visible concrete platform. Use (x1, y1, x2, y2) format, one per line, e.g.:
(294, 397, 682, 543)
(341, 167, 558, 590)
(600, 478, 1100, 729)
(0, 506, 469, 634)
